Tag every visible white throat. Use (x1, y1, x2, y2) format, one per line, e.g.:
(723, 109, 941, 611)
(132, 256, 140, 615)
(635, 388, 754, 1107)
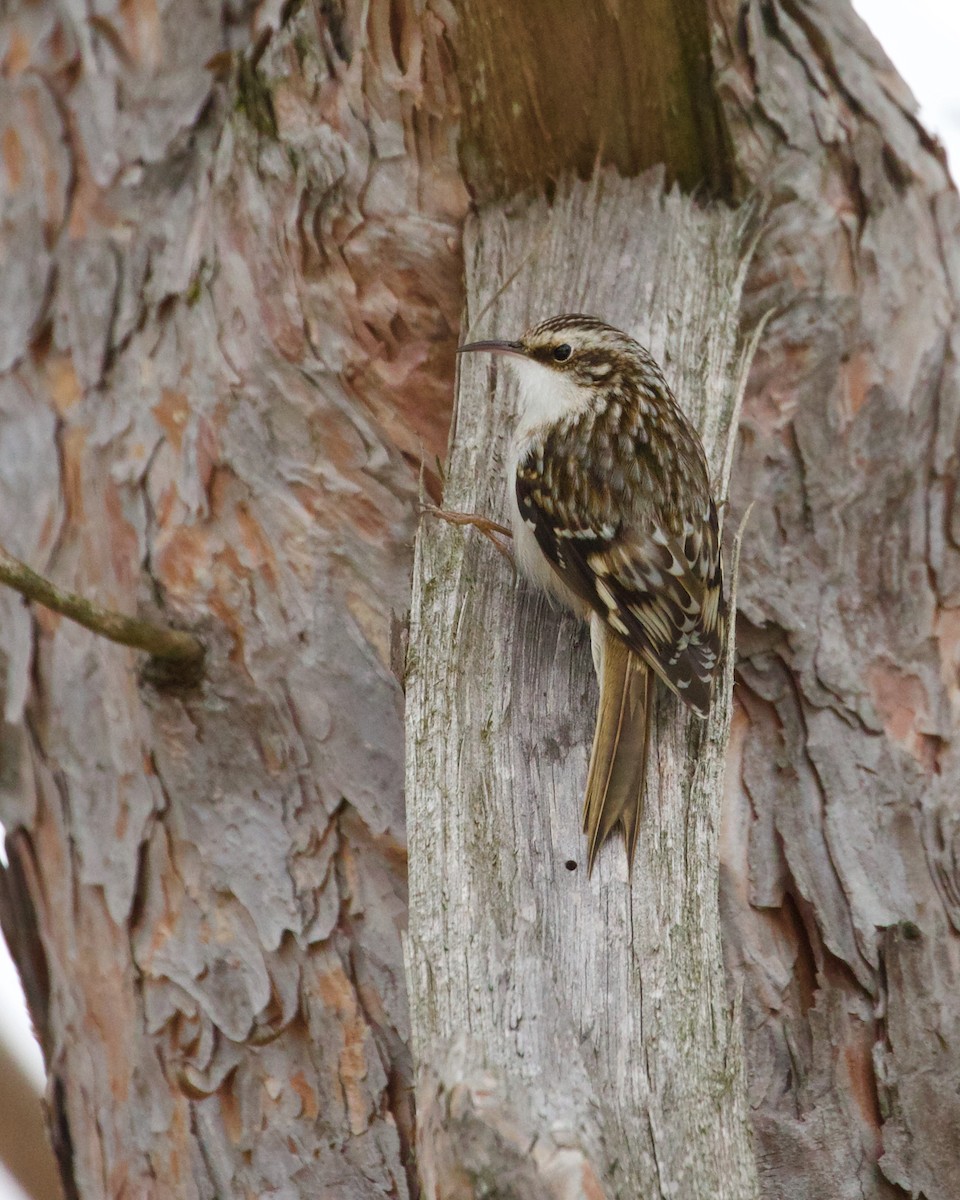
(508, 356, 591, 443)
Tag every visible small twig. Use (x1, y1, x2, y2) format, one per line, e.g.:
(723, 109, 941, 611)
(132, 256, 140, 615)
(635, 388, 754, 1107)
(0, 542, 205, 683)
(724, 500, 755, 679)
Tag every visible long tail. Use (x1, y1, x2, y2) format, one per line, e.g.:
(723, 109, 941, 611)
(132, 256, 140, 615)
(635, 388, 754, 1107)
(583, 622, 653, 875)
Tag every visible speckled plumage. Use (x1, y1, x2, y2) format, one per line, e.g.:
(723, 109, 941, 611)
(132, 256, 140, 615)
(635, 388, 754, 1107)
(461, 313, 726, 872)
(512, 318, 724, 714)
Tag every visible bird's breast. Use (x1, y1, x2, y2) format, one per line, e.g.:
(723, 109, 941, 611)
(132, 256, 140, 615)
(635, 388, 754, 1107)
(507, 429, 590, 616)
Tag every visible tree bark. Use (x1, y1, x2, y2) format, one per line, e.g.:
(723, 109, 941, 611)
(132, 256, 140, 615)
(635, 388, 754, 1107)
(0, 1, 465, 1195)
(405, 172, 758, 1198)
(711, 4, 960, 1197)
(0, 0, 957, 1198)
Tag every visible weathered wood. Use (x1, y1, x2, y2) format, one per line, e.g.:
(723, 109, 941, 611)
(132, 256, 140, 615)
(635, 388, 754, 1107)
(456, 0, 732, 201)
(406, 170, 758, 1198)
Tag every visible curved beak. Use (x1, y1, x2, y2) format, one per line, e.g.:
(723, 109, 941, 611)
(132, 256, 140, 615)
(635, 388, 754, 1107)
(457, 339, 524, 357)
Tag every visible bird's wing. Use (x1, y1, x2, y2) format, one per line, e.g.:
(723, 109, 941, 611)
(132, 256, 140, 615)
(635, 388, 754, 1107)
(516, 443, 724, 716)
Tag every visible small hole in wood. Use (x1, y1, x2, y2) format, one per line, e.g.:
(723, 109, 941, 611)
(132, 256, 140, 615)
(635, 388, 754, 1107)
(564, 859, 577, 872)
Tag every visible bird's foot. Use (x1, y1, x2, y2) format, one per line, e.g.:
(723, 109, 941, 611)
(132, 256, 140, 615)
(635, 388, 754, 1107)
(420, 504, 515, 568)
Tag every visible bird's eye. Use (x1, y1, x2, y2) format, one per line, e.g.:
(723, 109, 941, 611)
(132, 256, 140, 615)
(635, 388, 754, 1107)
(553, 343, 572, 362)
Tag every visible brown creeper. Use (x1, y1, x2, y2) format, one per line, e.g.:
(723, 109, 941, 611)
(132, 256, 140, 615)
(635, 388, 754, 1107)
(459, 314, 726, 873)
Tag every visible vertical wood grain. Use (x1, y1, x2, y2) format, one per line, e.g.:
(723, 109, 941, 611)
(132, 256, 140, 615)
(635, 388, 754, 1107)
(406, 171, 759, 1199)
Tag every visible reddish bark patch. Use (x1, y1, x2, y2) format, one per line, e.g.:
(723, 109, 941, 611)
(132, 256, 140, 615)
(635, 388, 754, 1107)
(867, 660, 940, 772)
(2, 28, 30, 76)
(61, 426, 87, 523)
(289, 1071, 319, 1121)
(2, 124, 24, 190)
(154, 526, 211, 596)
(935, 606, 960, 700)
(206, 587, 248, 668)
(152, 389, 190, 452)
(118, 0, 161, 70)
(581, 1162, 607, 1200)
(317, 963, 372, 1135)
(843, 1037, 883, 1146)
(219, 1076, 243, 1144)
(67, 148, 120, 239)
(46, 354, 81, 415)
(194, 415, 220, 497)
(839, 349, 874, 423)
(32, 606, 61, 639)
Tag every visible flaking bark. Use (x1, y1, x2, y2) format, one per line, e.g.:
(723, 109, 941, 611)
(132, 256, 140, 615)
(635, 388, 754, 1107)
(0, 1, 465, 1195)
(0, 0, 958, 1196)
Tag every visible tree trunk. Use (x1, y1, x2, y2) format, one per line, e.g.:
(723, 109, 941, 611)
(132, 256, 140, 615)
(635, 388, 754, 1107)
(0, 1, 464, 1194)
(406, 173, 758, 1198)
(713, 4, 960, 1196)
(0, 1, 957, 1199)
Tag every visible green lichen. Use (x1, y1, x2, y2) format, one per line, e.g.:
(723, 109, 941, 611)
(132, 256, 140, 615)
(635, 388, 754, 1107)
(235, 57, 278, 139)
(183, 258, 213, 307)
(184, 270, 203, 307)
(292, 29, 313, 69)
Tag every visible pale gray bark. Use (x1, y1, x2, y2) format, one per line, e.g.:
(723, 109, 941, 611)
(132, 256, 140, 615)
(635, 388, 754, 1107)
(405, 172, 758, 1198)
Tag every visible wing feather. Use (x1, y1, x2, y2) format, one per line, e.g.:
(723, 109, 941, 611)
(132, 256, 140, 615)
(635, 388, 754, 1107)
(516, 421, 725, 716)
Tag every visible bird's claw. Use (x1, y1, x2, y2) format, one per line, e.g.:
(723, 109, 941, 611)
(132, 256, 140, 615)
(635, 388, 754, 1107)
(420, 503, 515, 570)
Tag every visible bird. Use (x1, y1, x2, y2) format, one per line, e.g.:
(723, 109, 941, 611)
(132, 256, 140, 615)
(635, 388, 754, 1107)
(456, 314, 727, 874)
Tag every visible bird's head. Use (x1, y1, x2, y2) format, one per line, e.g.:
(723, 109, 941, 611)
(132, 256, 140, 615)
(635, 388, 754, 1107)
(458, 314, 653, 423)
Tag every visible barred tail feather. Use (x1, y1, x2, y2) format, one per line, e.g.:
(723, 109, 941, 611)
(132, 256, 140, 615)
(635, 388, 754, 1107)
(583, 623, 652, 874)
